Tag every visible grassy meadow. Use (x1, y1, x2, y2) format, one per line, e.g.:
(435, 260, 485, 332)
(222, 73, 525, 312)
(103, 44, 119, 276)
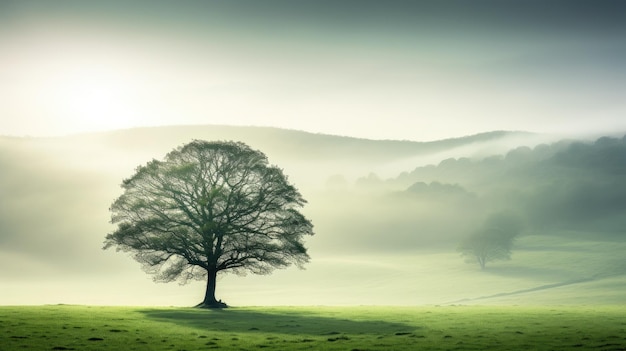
(207, 232, 626, 307)
(2, 305, 626, 351)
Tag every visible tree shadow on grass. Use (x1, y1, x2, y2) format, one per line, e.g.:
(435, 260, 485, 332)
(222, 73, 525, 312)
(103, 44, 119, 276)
(140, 308, 414, 336)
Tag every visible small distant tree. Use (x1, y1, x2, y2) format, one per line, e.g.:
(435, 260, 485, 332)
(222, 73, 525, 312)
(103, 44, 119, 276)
(458, 212, 523, 269)
(104, 140, 314, 308)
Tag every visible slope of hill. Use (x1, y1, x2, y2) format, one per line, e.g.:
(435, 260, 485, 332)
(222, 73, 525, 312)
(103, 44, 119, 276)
(0, 125, 539, 186)
(385, 135, 626, 233)
(59, 125, 531, 161)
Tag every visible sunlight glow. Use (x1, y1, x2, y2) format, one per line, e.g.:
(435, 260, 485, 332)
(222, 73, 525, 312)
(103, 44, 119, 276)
(46, 63, 140, 132)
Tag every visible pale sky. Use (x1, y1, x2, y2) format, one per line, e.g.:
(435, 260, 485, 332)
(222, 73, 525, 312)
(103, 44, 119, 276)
(1, 0, 626, 141)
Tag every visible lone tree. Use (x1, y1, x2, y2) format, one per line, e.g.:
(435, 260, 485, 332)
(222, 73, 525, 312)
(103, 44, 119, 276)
(104, 140, 314, 308)
(458, 212, 523, 270)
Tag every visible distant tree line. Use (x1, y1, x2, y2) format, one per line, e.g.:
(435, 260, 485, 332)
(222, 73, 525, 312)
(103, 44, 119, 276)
(338, 135, 626, 268)
(389, 135, 626, 234)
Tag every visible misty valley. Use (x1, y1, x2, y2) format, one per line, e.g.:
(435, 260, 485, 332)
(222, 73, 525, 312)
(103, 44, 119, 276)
(4, 0, 626, 348)
(1, 125, 625, 306)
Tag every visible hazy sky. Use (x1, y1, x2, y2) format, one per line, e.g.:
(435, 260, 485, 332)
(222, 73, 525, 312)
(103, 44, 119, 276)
(1, 0, 626, 141)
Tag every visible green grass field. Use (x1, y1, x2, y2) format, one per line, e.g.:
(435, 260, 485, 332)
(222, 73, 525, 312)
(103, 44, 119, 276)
(2, 305, 626, 350)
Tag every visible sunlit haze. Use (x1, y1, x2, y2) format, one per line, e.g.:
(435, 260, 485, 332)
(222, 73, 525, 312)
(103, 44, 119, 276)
(2, 1, 626, 141)
(2, 1, 626, 308)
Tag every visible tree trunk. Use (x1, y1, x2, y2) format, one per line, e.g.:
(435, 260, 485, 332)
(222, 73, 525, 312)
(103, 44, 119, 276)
(197, 269, 227, 308)
(204, 269, 218, 304)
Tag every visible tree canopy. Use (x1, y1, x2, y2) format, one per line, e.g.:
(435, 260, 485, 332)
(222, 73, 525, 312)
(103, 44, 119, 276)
(104, 140, 314, 307)
(458, 212, 523, 270)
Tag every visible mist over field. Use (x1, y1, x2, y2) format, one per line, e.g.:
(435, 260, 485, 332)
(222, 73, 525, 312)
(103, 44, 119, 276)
(2, 0, 626, 307)
(1, 126, 625, 306)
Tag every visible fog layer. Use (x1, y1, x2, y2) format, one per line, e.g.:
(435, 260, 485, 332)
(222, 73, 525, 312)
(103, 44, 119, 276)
(1, 126, 625, 305)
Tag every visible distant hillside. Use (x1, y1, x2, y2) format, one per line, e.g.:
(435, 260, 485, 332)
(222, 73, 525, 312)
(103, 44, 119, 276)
(53, 125, 532, 161)
(0, 125, 540, 186)
(386, 135, 626, 233)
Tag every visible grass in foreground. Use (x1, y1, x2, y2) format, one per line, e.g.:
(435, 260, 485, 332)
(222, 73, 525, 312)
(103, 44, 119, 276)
(2, 305, 626, 350)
